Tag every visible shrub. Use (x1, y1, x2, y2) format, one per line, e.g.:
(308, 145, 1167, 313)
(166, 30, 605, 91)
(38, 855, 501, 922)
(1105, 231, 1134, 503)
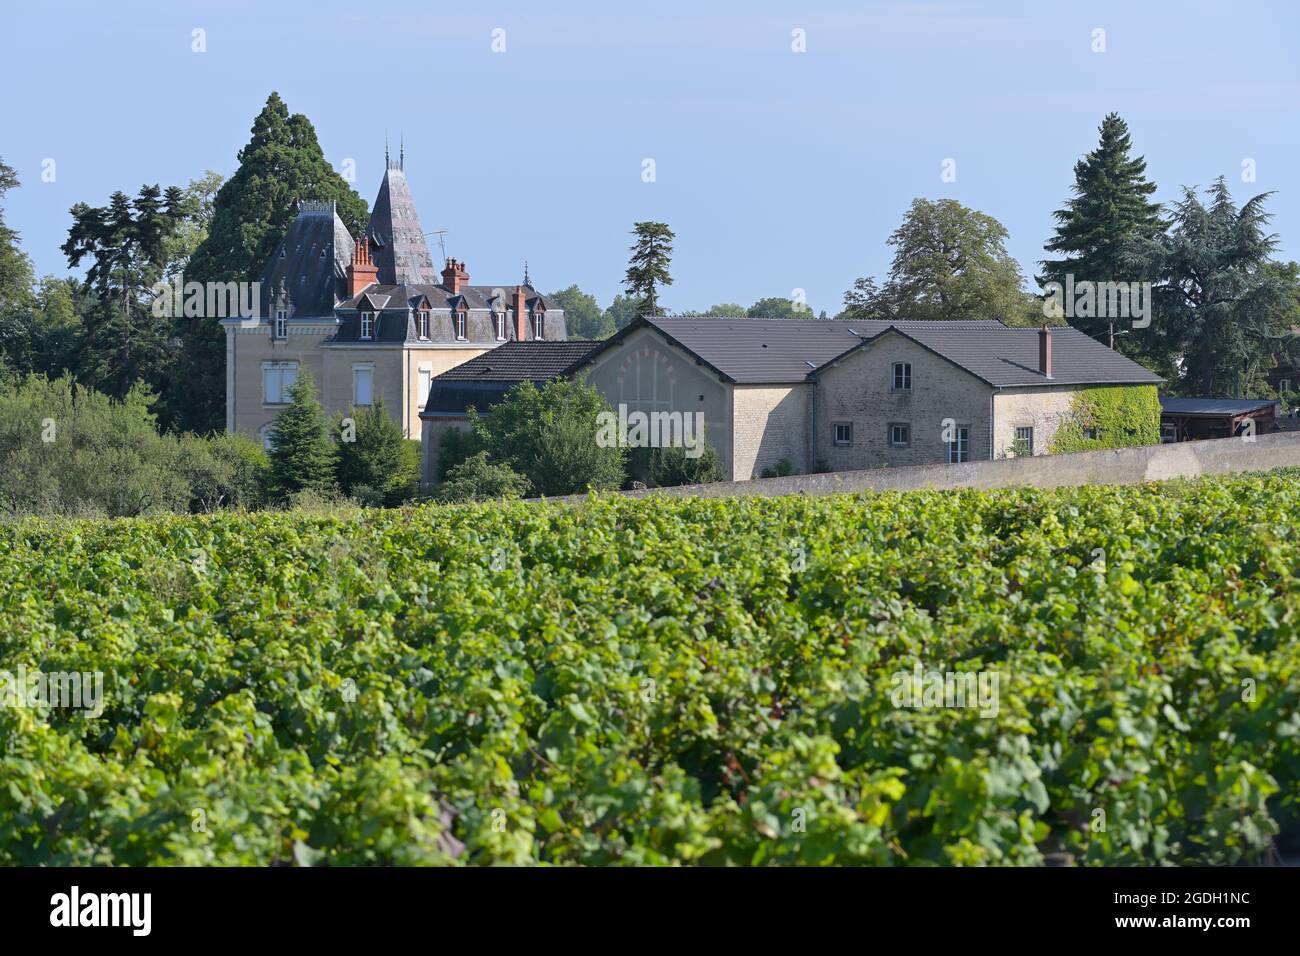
(434, 451, 531, 503)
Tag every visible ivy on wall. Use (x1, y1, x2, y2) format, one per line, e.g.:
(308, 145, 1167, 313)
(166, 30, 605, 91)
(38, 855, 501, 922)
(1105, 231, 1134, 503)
(1050, 384, 1162, 454)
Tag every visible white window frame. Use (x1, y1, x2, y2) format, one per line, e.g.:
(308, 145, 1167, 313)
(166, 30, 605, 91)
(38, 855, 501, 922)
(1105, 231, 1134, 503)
(533, 310, 545, 340)
(352, 362, 375, 407)
(417, 364, 432, 410)
(455, 310, 467, 340)
(261, 361, 298, 406)
(417, 310, 430, 340)
(360, 311, 374, 341)
(946, 425, 970, 463)
(889, 422, 910, 448)
(494, 311, 507, 341)
(832, 422, 853, 447)
(273, 309, 287, 340)
(892, 362, 912, 391)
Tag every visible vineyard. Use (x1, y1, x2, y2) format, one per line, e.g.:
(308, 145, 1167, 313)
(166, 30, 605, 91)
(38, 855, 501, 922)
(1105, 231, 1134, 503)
(2, 471, 1298, 866)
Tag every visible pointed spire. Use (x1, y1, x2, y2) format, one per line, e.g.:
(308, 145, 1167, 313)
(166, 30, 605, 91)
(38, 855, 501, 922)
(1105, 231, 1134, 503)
(399, 131, 404, 170)
(523, 260, 531, 287)
(385, 131, 389, 170)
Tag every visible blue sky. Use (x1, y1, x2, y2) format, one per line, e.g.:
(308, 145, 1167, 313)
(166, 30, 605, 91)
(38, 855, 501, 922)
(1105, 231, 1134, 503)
(6, 0, 1298, 315)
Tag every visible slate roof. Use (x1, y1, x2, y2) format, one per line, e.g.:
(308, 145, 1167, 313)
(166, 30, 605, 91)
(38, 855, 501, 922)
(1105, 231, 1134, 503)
(420, 341, 604, 416)
(571, 316, 1160, 387)
(1160, 397, 1279, 417)
(331, 284, 564, 344)
(367, 165, 438, 285)
(259, 202, 354, 318)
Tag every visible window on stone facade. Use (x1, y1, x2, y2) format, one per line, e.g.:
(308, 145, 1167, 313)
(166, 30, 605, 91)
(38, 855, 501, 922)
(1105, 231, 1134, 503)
(274, 309, 287, 340)
(360, 311, 374, 340)
(417, 366, 432, 409)
(262, 361, 298, 405)
(417, 310, 430, 340)
(353, 365, 374, 406)
(946, 425, 970, 463)
(889, 423, 910, 447)
(833, 422, 853, 446)
(892, 362, 912, 390)
(1014, 426, 1035, 456)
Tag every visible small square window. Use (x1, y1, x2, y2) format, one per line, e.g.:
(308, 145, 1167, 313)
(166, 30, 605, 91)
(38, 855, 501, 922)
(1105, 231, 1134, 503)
(892, 362, 912, 391)
(833, 422, 853, 446)
(1084, 426, 1100, 441)
(1014, 426, 1035, 456)
(889, 423, 910, 447)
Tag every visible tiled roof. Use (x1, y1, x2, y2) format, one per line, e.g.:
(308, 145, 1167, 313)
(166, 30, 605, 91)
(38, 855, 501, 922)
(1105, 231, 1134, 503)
(1160, 397, 1279, 417)
(367, 166, 439, 285)
(331, 284, 565, 344)
(573, 316, 1160, 387)
(259, 203, 353, 318)
(421, 341, 605, 416)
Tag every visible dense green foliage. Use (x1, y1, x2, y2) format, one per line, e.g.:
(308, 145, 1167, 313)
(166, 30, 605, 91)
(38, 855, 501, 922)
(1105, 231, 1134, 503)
(0, 374, 268, 519)
(434, 451, 532, 503)
(268, 370, 337, 497)
(333, 400, 418, 506)
(2, 472, 1297, 865)
(624, 221, 675, 317)
(1047, 385, 1163, 455)
(547, 285, 613, 341)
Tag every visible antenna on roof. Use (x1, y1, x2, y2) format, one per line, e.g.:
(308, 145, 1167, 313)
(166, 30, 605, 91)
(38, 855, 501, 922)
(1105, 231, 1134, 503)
(399, 131, 404, 170)
(424, 229, 448, 262)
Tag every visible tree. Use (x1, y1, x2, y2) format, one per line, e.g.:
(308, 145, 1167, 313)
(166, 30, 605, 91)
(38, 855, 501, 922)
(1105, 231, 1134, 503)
(333, 398, 415, 503)
(177, 431, 269, 512)
(1040, 113, 1165, 348)
(624, 221, 674, 316)
(1133, 178, 1288, 396)
(61, 184, 189, 404)
(163, 170, 224, 279)
(179, 93, 369, 433)
(548, 285, 612, 340)
(0, 158, 33, 313)
(748, 296, 814, 320)
(646, 437, 724, 486)
(604, 293, 642, 332)
(704, 303, 747, 317)
(268, 369, 336, 495)
(841, 199, 1035, 324)
(468, 377, 625, 496)
(434, 451, 531, 503)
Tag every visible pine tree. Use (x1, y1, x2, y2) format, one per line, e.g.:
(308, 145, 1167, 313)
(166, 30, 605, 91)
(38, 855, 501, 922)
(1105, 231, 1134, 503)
(0, 158, 34, 313)
(1040, 113, 1164, 345)
(624, 222, 674, 317)
(334, 398, 410, 501)
(177, 93, 369, 433)
(268, 369, 337, 495)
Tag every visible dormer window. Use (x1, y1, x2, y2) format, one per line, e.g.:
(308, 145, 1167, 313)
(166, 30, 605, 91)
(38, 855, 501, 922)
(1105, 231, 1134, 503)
(417, 310, 430, 340)
(494, 311, 506, 341)
(360, 311, 374, 340)
(273, 309, 287, 340)
(455, 309, 467, 340)
(532, 309, 545, 341)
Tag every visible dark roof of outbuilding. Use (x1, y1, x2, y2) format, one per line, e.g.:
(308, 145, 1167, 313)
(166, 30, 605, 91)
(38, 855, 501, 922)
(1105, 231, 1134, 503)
(1160, 397, 1279, 417)
(420, 341, 605, 416)
(569, 316, 1160, 387)
(260, 202, 354, 318)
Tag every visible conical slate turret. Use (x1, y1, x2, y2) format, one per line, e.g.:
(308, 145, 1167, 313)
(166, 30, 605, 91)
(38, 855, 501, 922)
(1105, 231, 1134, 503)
(367, 164, 437, 285)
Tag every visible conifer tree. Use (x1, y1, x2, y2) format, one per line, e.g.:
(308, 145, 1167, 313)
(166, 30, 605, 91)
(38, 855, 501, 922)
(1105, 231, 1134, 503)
(624, 222, 674, 317)
(268, 369, 337, 495)
(177, 92, 369, 433)
(1040, 113, 1164, 345)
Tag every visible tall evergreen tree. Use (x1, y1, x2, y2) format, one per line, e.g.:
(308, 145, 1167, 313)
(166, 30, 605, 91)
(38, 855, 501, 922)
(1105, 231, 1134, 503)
(61, 184, 189, 403)
(1135, 177, 1286, 397)
(1040, 113, 1164, 347)
(333, 398, 412, 501)
(268, 369, 337, 495)
(178, 93, 369, 433)
(0, 158, 34, 313)
(624, 221, 674, 317)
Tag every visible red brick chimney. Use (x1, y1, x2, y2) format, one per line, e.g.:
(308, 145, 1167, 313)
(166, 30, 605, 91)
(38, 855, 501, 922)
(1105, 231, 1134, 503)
(347, 233, 379, 297)
(1039, 326, 1053, 379)
(512, 286, 528, 340)
(441, 258, 469, 295)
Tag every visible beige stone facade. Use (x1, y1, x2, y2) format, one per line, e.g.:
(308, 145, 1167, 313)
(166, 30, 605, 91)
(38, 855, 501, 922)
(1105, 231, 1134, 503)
(731, 385, 810, 478)
(991, 387, 1079, 458)
(225, 319, 488, 444)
